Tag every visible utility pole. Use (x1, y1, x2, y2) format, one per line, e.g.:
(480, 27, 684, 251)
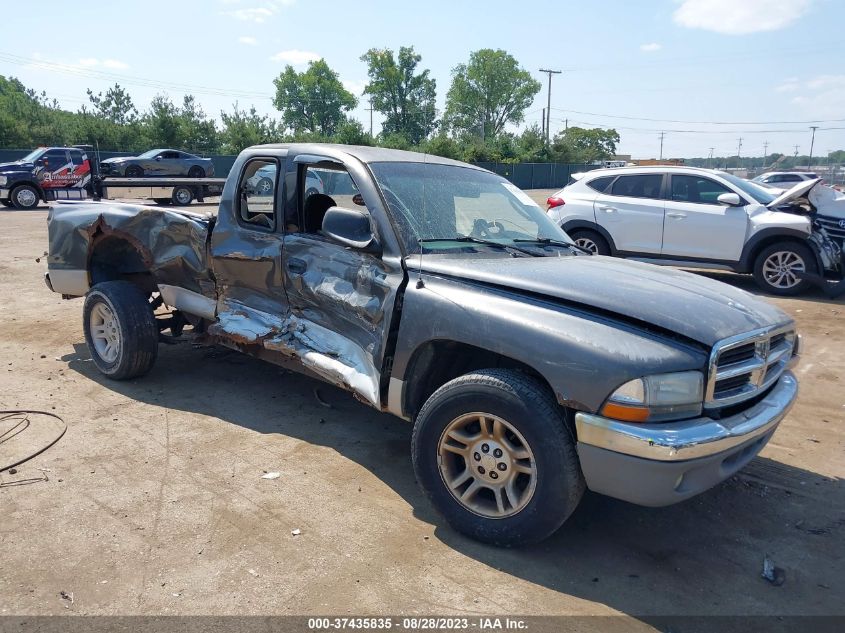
(538, 68, 561, 143)
(794, 145, 800, 159)
(708, 147, 714, 169)
(736, 137, 743, 169)
(808, 126, 818, 168)
(541, 108, 545, 139)
(365, 97, 374, 137)
(659, 131, 665, 160)
(763, 141, 768, 167)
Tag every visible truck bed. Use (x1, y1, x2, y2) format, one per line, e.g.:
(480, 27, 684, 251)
(46, 200, 216, 298)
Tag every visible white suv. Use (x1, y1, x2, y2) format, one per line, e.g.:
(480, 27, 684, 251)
(546, 166, 835, 295)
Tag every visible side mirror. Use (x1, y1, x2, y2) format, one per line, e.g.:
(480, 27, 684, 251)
(717, 192, 742, 206)
(322, 206, 380, 253)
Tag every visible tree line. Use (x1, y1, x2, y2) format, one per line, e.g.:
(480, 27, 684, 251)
(0, 48, 620, 164)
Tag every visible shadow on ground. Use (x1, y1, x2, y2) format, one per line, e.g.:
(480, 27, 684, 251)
(63, 329, 844, 622)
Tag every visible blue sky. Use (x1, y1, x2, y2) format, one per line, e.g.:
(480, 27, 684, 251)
(2, 0, 844, 159)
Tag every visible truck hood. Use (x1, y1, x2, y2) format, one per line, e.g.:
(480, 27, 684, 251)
(0, 161, 33, 173)
(416, 254, 791, 347)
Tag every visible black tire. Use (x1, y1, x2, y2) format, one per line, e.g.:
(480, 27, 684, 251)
(188, 166, 205, 178)
(10, 184, 40, 210)
(83, 281, 158, 380)
(125, 165, 144, 178)
(568, 229, 610, 256)
(412, 368, 584, 546)
(153, 198, 172, 205)
(171, 185, 194, 206)
(752, 241, 816, 296)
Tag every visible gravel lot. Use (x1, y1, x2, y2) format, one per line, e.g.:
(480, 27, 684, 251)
(1, 197, 843, 623)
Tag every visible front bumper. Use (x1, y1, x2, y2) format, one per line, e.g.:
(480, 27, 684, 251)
(574, 371, 797, 506)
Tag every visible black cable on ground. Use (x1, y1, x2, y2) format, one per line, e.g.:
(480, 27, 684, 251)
(0, 410, 67, 473)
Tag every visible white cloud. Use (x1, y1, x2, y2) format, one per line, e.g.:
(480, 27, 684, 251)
(673, 0, 813, 35)
(270, 49, 321, 65)
(775, 74, 845, 119)
(28, 55, 130, 73)
(238, 36, 258, 45)
(342, 79, 368, 96)
(639, 42, 661, 52)
(227, 7, 273, 22)
(222, 1, 295, 23)
(102, 59, 129, 70)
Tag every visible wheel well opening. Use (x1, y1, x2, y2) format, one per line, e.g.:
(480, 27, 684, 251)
(403, 341, 553, 419)
(89, 236, 156, 293)
(748, 235, 814, 269)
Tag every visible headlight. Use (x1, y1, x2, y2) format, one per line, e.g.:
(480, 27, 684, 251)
(601, 371, 703, 423)
(0, 175, 7, 186)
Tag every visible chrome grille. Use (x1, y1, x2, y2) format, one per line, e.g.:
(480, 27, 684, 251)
(816, 214, 845, 244)
(705, 325, 795, 408)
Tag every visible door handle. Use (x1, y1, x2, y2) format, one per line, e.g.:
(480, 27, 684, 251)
(666, 212, 686, 219)
(598, 206, 616, 213)
(287, 258, 307, 275)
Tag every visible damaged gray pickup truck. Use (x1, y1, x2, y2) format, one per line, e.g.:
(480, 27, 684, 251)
(45, 144, 801, 546)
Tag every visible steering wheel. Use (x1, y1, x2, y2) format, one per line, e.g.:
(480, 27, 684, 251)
(471, 219, 506, 239)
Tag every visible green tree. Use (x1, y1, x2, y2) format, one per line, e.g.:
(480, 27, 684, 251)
(83, 84, 137, 125)
(445, 49, 540, 139)
(551, 127, 619, 163)
(219, 103, 281, 154)
(334, 119, 373, 146)
(272, 59, 357, 136)
(361, 46, 437, 145)
(142, 95, 184, 148)
(178, 95, 219, 154)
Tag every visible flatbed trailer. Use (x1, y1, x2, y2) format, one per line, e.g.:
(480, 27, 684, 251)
(95, 176, 226, 205)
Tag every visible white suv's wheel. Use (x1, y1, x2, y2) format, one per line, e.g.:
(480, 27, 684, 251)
(753, 242, 815, 296)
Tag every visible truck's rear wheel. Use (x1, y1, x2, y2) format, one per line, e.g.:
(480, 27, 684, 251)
(83, 281, 158, 380)
(412, 369, 584, 546)
(10, 185, 40, 210)
(753, 241, 816, 296)
(171, 185, 194, 206)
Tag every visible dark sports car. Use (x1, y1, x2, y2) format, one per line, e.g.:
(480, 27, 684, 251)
(100, 149, 214, 178)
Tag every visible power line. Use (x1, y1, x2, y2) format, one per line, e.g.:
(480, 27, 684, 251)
(550, 107, 845, 125)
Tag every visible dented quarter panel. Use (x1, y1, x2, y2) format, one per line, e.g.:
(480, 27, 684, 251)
(47, 201, 214, 296)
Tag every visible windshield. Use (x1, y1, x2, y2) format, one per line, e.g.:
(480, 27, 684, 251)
(719, 172, 777, 205)
(369, 162, 572, 254)
(137, 149, 162, 159)
(22, 148, 46, 162)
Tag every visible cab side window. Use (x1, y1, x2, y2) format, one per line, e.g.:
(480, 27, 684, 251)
(294, 165, 366, 235)
(238, 158, 278, 231)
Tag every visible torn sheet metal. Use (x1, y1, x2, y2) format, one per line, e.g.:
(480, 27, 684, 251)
(210, 301, 381, 406)
(46, 202, 215, 297)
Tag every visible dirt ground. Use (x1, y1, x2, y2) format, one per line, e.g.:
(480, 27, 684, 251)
(0, 196, 843, 626)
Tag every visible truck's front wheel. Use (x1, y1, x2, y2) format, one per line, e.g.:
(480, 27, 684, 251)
(412, 369, 584, 546)
(83, 281, 158, 380)
(10, 184, 40, 210)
